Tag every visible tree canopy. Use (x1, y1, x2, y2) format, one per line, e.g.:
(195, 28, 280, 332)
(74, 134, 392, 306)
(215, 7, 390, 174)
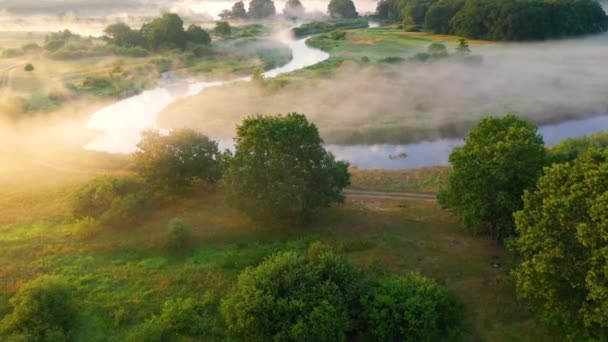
(214, 21, 232, 38)
(512, 148, 608, 339)
(283, 0, 306, 18)
(186, 24, 211, 45)
(223, 113, 350, 223)
(132, 129, 222, 193)
(328, 0, 359, 19)
(248, 0, 277, 19)
(438, 114, 546, 241)
(376, 0, 608, 41)
(232, 1, 249, 18)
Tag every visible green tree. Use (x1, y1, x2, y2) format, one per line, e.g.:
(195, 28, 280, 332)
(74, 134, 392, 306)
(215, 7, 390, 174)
(133, 129, 222, 193)
(548, 131, 608, 164)
(186, 24, 211, 45)
(221, 245, 361, 340)
(232, 1, 248, 18)
(283, 0, 305, 18)
(103, 22, 144, 47)
(165, 218, 191, 253)
(360, 275, 463, 341)
(512, 148, 608, 339)
(214, 21, 232, 38)
(328, 0, 359, 19)
(427, 42, 448, 57)
(455, 38, 470, 55)
(438, 114, 546, 241)
(223, 113, 350, 223)
(141, 13, 188, 51)
(248, 0, 276, 19)
(0, 276, 76, 341)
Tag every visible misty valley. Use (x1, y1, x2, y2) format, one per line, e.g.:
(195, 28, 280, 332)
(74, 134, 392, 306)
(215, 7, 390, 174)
(1, 0, 608, 341)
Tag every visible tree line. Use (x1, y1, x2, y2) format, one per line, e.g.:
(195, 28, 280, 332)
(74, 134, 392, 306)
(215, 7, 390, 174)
(376, 0, 608, 40)
(439, 115, 608, 339)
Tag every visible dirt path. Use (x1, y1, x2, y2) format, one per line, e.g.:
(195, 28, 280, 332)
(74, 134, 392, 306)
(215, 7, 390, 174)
(344, 189, 437, 202)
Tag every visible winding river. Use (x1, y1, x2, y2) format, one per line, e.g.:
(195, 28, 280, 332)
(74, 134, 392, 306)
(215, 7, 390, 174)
(85, 27, 608, 169)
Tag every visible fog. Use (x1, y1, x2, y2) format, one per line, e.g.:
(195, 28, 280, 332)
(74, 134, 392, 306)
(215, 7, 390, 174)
(159, 32, 608, 145)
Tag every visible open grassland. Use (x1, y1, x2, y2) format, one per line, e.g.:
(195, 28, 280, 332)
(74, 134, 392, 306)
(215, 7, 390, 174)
(0, 151, 552, 340)
(306, 27, 489, 62)
(350, 166, 450, 193)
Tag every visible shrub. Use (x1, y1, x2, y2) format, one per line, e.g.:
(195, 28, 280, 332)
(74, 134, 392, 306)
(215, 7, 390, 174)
(0, 276, 76, 341)
(328, 30, 347, 40)
(403, 24, 422, 32)
(128, 294, 225, 341)
(221, 245, 361, 340)
(2, 48, 24, 58)
(24, 63, 34, 72)
(428, 42, 448, 58)
(359, 275, 463, 341)
(72, 175, 150, 227)
(73, 216, 101, 239)
(165, 218, 190, 253)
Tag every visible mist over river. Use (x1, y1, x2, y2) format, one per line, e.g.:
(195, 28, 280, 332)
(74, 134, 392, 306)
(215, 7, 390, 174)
(84, 26, 608, 169)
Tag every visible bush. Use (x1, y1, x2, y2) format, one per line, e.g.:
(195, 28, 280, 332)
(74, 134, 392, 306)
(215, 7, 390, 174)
(72, 175, 150, 227)
(403, 24, 422, 32)
(413, 52, 431, 62)
(293, 19, 369, 37)
(360, 275, 463, 341)
(24, 63, 34, 72)
(221, 244, 361, 340)
(128, 294, 225, 341)
(0, 276, 76, 341)
(328, 30, 347, 40)
(165, 218, 190, 253)
(2, 48, 24, 58)
(427, 42, 448, 58)
(73, 216, 101, 239)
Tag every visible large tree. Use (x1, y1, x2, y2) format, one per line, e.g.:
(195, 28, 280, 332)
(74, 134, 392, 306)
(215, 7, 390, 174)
(248, 0, 276, 19)
(232, 1, 248, 18)
(512, 148, 608, 339)
(438, 114, 546, 241)
(186, 24, 211, 45)
(283, 0, 305, 18)
(140, 13, 188, 51)
(103, 22, 144, 47)
(223, 113, 350, 223)
(133, 129, 222, 193)
(328, 0, 359, 19)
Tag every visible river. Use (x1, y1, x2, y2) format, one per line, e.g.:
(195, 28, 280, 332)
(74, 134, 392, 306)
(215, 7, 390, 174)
(85, 26, 608, 169)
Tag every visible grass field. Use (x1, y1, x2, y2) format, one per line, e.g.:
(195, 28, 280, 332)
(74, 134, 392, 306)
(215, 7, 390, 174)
(0, 147, 552, 340)
(350, 166, 450, 193)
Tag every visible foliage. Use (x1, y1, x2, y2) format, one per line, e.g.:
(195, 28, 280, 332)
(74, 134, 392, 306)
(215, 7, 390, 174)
(223, 113, 350, 223)
(512, 148, 608, 339)
(248, 0, 277, 19)
(141, 14, 188, 51)
(328, 0, 359, 19)
(427, 42, 448, 57)
(103, 23, 144, 47)
(221, 245, 362, 341)
(548, 131, 608, 164)
(438, 114, 546, 241)
(165, 218, 191, 253)
(232, 1, 249, 18)
(0, 276, 76, 341)
(359, 275, 463, 341)
(455, 38, 470, 55)
(129, 294, 225, 341)
(329, 30, 347, 40)
(214, 21, 232, 38)
(283, 0, 305, 18)
(133, 129, 222, 193)
(292, 18, 368, 37)
(376, 0, 608, 41)
(72, 175, 150, 227)
(186, 25, 211, 45)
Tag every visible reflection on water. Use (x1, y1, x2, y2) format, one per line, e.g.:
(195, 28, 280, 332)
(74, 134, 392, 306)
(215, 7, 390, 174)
(327, 115, 608, 169)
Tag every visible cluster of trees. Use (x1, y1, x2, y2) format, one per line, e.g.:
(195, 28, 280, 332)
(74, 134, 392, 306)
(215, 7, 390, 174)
(103, 14, 211, 52)
(71, 113, 350, 231)
(1, 244, 463, 340)
(219, 0, 290, 20)
(438, 114, 608, 338)
(376, 0, 608, 40)
(328, 0, 359, 18)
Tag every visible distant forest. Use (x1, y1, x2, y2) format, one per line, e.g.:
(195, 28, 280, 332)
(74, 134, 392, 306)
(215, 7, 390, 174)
(376, 0, 608, 40)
